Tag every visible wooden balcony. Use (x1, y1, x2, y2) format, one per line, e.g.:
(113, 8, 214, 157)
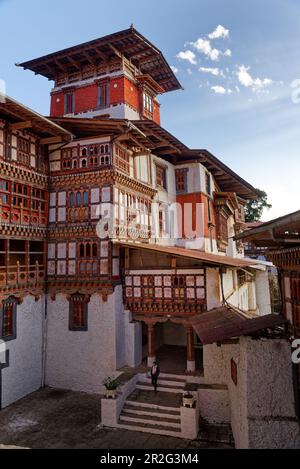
(0, 204, 47, 227)
(0, 262, 45, 288)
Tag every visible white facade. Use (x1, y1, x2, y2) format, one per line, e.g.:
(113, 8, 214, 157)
(1, 295, 44, 408)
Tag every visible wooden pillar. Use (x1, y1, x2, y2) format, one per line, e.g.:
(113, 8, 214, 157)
(147, 323, 156, 367)
(186, 327, 196, 373)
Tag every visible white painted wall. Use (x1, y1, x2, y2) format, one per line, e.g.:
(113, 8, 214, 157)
(203, 337, 300, 449)
(45, 287, 127, 394)
(1, 295, 44, 408)
(206, 268, 222, 311)
(255, 270, 272, 316)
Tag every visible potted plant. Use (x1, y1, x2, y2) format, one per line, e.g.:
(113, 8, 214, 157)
(182, 391, 195, 408)
(103, 377, 119, 399)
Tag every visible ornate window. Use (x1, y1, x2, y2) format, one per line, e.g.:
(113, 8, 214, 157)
(143, 92, 153, 118)
(98, 82, 110, 109)
(18, 137, 30, 166)
(175, 169, 188, 193)
(205, 172, 212, 196)
(1, 297, 17, 340)
(69, 294, 88, 331)
(156, 165, 167, 189)
(64, 92, 75, 114)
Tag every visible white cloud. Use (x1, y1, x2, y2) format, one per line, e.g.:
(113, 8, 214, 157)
(208, 25, 230, 40)
(199, 67, 225, 77)
(224, 49, 232, 57)
(237, 65, 273, 92)
(191, 38, 221, 61)
(176, 50, 197, 65)
(211, 86, 233, 95)
(187, 68, 193, 75)
(211, 85, 227, 94)
(171, 65, 179, 74)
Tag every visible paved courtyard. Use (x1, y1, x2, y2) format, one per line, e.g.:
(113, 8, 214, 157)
(0, 388, 233, 449)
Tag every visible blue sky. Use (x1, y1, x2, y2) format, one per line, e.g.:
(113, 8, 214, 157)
(1, 0, 300, 220)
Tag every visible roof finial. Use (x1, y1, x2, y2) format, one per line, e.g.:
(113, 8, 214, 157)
(130, 23, 134, 30)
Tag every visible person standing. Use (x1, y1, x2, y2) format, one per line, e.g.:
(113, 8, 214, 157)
(151, 361, 160, 393)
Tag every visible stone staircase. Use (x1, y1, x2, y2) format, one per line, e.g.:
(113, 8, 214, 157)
(117, 373, 187, 437)
(136, 372, 187, 394)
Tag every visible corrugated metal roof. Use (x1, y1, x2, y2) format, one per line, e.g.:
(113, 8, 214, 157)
(115, 241, 258, 268)
(190, 306, 286, 345)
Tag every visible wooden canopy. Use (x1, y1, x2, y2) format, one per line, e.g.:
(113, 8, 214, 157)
(191, 306, 286, 345)
(115, 240, 258, 269)
(235, 210, 300, 248)
(0, 95, 72, 141)
(17, 27, 182, 93)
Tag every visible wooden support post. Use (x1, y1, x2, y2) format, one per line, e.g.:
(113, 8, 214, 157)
(147, 323, 156, 367)
(186, 327, 196, 373)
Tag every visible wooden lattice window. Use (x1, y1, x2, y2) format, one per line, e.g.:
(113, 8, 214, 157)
(205, 172, 211, 196)
(156, 165, 167, 189)
(64, 92, 75, 114)
(98, 82, 110, 109)
(175, 169, 187, 192)
(173, 275, 186, 299)
(18, 137, 30, 166)
(69, 294, 88, 331)
(1, 297, 17, 340)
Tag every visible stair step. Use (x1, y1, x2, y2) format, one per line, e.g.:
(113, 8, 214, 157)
(120, 412, 181, 428)
(141, 377, 186, 387)
(126, 399, 181, 413)
(136, 382, 185, 394)
(159, 372, 187, 380)
(123, 404, 180, 418)
(117, 420, 182, 438)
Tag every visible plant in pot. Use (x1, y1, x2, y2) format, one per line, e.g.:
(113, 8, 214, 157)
(103, 377, 119, 399)
(182, 391, 195, 408)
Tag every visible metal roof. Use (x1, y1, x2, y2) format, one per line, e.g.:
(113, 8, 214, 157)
(17, 27, 182, 93)
(0, 94, 72, 140)
(190, 306, 286, 345)
(115, 241, 258, 268)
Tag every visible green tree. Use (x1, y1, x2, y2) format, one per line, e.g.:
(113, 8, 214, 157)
(245, 190, 272, 222)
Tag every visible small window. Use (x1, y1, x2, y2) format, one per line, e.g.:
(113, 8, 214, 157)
(70, 193, 75, 207)
(83, 191, 88, 206)
(156, 165, 167, 189)
(64, 92, 75, 114)
(143, 92, 153, 116)
(206, 173, 211, 196)
(98, 82, 110, 109)
(69, 294, 88, 331)
(175, 169, 187, 192)
(1, 297, 17, 341)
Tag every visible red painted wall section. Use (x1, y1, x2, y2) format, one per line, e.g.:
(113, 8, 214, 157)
(75, 84, 98, 114)
(153, 101, 161, 125)
(176, 193, 216, 240)
(124, 78, 140, 111)
(110, 77, 125, 105)
(50, 91, 65, 117)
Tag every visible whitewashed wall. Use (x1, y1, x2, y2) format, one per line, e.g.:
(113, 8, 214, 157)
(1, 295, 44, 408)
(45, 286, 134, 394)
(203, 337, 300, 449)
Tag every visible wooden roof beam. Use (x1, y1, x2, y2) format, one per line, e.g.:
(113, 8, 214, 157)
(40, 136, 66, 145)
(10, 120, 32, 131)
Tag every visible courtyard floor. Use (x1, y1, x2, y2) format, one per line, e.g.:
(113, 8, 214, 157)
(0, 387, 233, 449)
